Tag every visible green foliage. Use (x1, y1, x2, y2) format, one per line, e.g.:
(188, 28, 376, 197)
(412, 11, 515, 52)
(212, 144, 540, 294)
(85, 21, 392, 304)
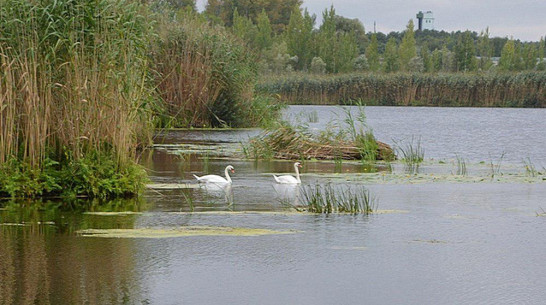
(255, 9, 273, 50)
(285, 6, 315, 70)
(353, 54, 369, 71)
(317, 6, 358, 73)
(454, 31, 477, 72)
(366, 34, 380, 72)
(398, 20, 417, 71)
(310, 57, 327, 74)
(300, 184, 375, 214)
(478, 27, 493, 71)
(383, 37, 400, 72)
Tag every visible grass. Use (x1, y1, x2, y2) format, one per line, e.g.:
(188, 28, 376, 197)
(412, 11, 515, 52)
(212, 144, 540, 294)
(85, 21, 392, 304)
(488, 152, 505, 178)
(395, 136, 424, 174)
(455, 154, 467, 176)
(256, 71, 546, 107)
(523, 157, 538, 177)
(299, 183, 376, 214)
(242, 106, 395, 161)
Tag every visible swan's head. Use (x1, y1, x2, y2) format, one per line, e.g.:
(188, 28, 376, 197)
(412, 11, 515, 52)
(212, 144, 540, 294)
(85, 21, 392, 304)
(295, 162, 302, 168)
(226, 165, 235, 173)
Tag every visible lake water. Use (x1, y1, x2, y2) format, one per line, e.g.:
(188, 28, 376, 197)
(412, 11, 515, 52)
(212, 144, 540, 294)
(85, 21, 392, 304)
(1, 106, 546, 304)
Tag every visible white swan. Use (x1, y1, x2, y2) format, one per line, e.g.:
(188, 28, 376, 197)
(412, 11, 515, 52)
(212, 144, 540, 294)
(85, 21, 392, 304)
(193, 165, 234, 184)
(273, 162, 302, 184)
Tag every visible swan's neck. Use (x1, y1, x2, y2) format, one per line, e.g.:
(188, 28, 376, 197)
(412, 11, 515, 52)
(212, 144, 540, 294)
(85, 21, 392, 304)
(294, 164, 301, 182)
(224, 167, 232, 183)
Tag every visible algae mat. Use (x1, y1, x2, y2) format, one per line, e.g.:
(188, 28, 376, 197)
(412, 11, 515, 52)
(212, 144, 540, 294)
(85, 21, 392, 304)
(77, 226, 296, 238)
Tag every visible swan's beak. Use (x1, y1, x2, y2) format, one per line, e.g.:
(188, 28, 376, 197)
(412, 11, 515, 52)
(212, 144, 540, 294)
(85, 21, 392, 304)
(230, 169, 235, 173)
(298, 164, 302, 168)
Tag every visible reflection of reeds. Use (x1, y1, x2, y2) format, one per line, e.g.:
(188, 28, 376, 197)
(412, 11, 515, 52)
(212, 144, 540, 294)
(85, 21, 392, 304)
(300, 184, 375, 214)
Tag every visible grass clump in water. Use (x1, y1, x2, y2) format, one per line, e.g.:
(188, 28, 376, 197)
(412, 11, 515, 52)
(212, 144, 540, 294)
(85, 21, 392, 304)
(242, 107, 394, 161)
(299, 184, 376, 214)
(455, 154, 467, 176)
(395, 136, 424, 174)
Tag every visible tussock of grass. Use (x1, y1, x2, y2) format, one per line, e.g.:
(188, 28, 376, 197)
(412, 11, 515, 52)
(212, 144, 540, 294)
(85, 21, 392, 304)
(298, 184, 376, 214)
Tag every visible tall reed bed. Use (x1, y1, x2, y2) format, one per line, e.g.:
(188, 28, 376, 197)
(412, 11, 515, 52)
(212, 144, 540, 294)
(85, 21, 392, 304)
(257, 72, 546, 107)
(0, 0, 153, 198)
(152, 11, 280, 128)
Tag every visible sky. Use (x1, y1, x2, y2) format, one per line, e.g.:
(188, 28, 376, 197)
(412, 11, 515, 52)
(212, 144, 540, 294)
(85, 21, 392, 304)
(195, 0, 545, 42)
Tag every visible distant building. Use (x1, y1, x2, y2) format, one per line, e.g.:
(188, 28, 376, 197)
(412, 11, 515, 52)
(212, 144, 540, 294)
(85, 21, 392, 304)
(416, 11, 434, 30)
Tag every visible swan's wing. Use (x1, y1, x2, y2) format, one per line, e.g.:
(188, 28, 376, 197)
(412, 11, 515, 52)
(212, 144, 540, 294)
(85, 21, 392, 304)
(276, 175, 299, 184)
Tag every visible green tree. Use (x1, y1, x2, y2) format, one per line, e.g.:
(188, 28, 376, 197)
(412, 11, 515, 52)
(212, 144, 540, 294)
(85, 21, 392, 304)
(421, 43, 433, 72)
(366, 33, 380, 72)
(522, 43, 537, 70)
(285, 5, 315, 70)
(255, 9, 273, 50)
(383, 37, 399, 73)
(232, 8, 257, 43)
(431, 48, 443, 72)
(498, 39, 516, 71)
(454, 31, 477, 72)
(334, 15, 367, 53)
(477, 27, 493, 70)
(398, 19, 416, 71)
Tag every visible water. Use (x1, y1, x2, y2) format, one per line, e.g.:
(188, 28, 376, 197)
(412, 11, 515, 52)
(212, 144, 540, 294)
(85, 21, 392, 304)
(2, 106, 546, 304)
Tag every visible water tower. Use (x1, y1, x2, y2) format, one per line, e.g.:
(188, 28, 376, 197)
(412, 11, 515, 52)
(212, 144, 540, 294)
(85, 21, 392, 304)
(416, 11, 434, 30)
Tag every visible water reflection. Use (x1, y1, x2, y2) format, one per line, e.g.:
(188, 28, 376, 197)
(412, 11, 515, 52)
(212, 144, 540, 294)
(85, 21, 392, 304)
(272, 183, 301, 207)
(195, 183, 234, 206)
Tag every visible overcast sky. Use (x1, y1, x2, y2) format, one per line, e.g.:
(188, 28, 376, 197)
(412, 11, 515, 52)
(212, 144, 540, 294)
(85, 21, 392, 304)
(196, 0, 545, 41)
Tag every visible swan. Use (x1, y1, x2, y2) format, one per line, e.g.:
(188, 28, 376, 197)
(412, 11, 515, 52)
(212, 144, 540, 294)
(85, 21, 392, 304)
(273, 162, 302, 184)
(193, 165, 235, 184)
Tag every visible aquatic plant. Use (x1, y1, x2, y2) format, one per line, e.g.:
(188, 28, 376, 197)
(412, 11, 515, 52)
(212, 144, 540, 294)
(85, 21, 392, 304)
(488, 152, 505, 178)
(523, 157, 538, 177)
(395, 136, 424, 174)
(0, 0, 153, 199)
(242, 107, 394, 161)
(256, 72, 546, 107)
(299, 183, 376, 214)
(455, 154, 467, 176)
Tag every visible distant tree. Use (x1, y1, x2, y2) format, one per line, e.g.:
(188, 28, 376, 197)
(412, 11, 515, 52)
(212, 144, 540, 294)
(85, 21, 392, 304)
(285, 5, 315, 70)
(477, 27, 493, 71)
(420, 43, 433, 72)
(232, 8, 257, 43)
(522, 43, 537, 70)
(334, 15, 367, 53)
(317, 6, 358, 73)
(383, 37, 399, 73)
(204, 0, 302, 33)
(366, 33, 380, 72)
(398, 20, 416, 71)
(160, 0, 196, 10)
(431, 48, 443, 72)
(499, 39, 517, 71)
(255, 9, 273, 50)
(353, 54, 369, 71)
(441, 45, 455, 72)
(408, 56, 424, 72)
(310, 57, 326, 74)
(454, 31, 477, 72)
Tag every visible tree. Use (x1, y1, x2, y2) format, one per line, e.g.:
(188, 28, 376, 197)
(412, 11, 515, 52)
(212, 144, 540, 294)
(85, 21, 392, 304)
(232, 8, 257, 43)
(366, 33, 380, 72)
(398, 20, 416, 71)
(204, 0, 302, 33)
(334, 15, 367, 53)
(317, 6, 358, 73)
(454, 31, 477, 72)
(383, 37, 399, 73)
(421, 43, 433, 72)
(255, 9, 273, 50)
(498, 39, 516, 71)
(522, 43, 537, 70)
(477, 27, 493, 70)
(285, 5, 315, 70)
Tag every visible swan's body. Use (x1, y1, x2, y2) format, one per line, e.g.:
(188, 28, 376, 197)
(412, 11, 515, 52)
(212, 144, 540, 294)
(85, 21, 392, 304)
(194, 165, 234, 184)
(273, 162, 302, 184)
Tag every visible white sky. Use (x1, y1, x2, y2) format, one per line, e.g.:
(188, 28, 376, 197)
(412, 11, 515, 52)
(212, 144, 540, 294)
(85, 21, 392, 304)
(196, 0, 545, 41)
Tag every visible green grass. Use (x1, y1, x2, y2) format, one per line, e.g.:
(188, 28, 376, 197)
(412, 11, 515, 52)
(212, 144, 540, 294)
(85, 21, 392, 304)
(396, 136, 424, 174)
(299, 183, 376, 214)
(455, 154, 467, 176)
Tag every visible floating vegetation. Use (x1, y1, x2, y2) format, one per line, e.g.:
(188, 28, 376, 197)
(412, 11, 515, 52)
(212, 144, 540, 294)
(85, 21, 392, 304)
(77, 226, 294, 238)
(536, 208, 546, 217)
(298, 184, 376, 214)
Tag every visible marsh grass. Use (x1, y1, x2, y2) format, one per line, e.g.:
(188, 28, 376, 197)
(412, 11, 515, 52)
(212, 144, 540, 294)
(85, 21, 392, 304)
(395, 136, 424, 174)
(455, 154, 467, 176)
(242, 106, 394, 161)
(523, 157, 538, 177)
(0, 0, 152, 198)
(488, 152, 505, 178)
(300, 184, 376, 214)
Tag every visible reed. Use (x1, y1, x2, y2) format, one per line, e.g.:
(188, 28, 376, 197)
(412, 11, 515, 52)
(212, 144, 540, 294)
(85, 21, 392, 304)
(488, 152, 505, 178)
(395, 136, 424, 173)
(0, 0, 152, 198)
(152, 11, 281, 128)
(300, 184, 375, 214)
(455, 154, 467, 176)
(257, 72, 546, 107)
(523, 157, 538, 177)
